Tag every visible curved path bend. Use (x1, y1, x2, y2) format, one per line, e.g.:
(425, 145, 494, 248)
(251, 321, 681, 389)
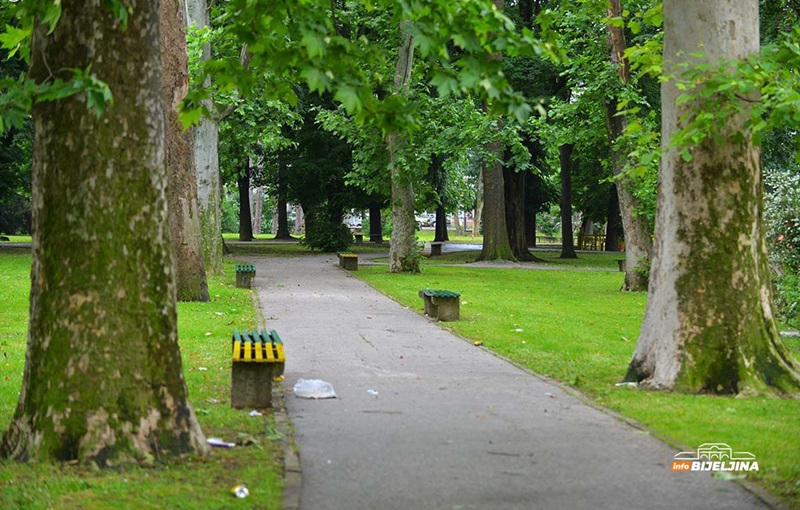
(252, 254, 769, 510)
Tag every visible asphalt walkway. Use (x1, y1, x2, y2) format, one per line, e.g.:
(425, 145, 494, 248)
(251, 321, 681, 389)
(253, 254, 770, 510)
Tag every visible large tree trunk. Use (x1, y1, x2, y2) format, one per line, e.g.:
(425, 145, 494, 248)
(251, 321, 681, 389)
(186, 0, 223, 275)
(478, 0, 515, 262)
(479, 139, 515, 261)
(275, 185, 292, 239)
(162, 0, 209, 302)
(504, 166, 535, 261)
(606, 0, 653, 290)
(526, 213, 536, 247)
(473, 171, 484, 238)
(369, 204, 384, 243)
(453, 212, 465, 236)
(387, 24, 419, 273)
(237, 165, 254, 241)
(625, 0, 800, 395)
(605, 184, 623, 252)
(1, 0, 208, 464)
(524, 175, 538, 248)
(430, 154, 448, 243)
(293, 205, 305, 235)
(559, 143, 577, 259)
(434, 205, 448, 243)
(251, 186, 263, 235)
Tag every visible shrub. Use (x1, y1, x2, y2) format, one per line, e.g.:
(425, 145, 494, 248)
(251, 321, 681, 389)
(301, 220, 353, 252)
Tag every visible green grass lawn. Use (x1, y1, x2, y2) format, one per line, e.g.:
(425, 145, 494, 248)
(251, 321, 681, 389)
(0, 235, 32, 243)
(357, 264, 800, 509)
(0, 255, 282, 509)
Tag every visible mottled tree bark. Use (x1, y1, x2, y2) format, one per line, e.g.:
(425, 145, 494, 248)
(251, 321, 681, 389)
(186, 0, 223, 275)
(606, 0, 653, 290)
(453, 212, 465, 236)
(162, 0, 209, 302)
(479, 137, 515, 261)
(559, 143, 577, 259)
(626, 0, 800, 395)
(387, 24, 419, 273)
(251, 186, 263, 235)
(1, 0, 208, 464)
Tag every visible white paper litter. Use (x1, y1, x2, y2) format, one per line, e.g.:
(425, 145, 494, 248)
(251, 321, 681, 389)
(293, 379, 337, 399)
(207, 437, 236, 448)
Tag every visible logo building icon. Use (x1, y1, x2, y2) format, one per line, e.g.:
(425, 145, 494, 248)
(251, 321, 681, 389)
(671, 443, 758, 472)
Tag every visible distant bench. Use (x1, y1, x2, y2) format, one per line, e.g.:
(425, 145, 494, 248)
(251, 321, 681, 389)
(337, 251, 358, 271)
(236, 263, 256, 288)
(230, 329, 286, 409)
(418, 289, 461, 321)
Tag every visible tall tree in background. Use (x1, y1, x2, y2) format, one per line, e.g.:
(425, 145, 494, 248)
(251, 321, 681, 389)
(479, 0, 516, 262)
(559, 142, 577, 258)
(162, 0, 210, 301)
(625, 0, 800, 394)
(186, 0, 224, 274)
(387, 24, 420, 273)
(605, 0, 653, 290)
(2, 0, 208, 463)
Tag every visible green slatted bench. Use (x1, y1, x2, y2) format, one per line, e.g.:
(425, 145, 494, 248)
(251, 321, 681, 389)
(337, 251, 358, 271)
(235, 263, 256, 288)
(230, 329, 286, 409)
(418, 289, 461, 322)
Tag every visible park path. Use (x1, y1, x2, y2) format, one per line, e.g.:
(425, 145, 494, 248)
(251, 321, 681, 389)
(252, 254, 770, 510)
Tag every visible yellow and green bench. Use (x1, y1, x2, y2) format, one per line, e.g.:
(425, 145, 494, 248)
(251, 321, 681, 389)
(230, 329, 285, 409)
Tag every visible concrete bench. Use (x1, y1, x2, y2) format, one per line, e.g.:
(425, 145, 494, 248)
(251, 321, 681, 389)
(337, 251, 358, 271)
(418, 289, 461, 321)
(231, 329, 286, 409)
(235, 263, 256, 288)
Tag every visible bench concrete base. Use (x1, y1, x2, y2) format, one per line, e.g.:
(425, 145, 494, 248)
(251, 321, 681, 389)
(231, 363, 279, 409)
(338, 253, 358, 271)
(354, 233, 363, 244)
(418, 290, 460, 321)
(236, 264, 256, 288)
(236, 273, 254, 288)
(429, 242, 443, 256)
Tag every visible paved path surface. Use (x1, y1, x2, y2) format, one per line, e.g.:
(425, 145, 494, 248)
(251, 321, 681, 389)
(253, 255, 769, 510)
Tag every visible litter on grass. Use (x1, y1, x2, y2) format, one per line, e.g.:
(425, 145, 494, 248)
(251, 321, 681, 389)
(207, 437, 236, 448)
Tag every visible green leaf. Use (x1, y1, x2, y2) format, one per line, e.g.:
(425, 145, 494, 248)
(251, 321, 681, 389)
(333, 85, 363, 114)
(0, 25, 31, 61)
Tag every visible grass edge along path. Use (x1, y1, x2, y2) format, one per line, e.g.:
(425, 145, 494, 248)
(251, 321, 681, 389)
(356, 264, 800, 510)
(0, 255, 282, 510)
